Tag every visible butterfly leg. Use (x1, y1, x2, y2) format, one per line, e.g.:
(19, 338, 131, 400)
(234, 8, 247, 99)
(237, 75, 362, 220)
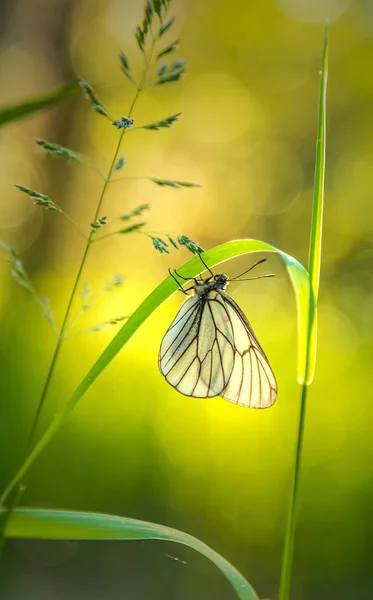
(168, 268, 192, 295)
(198, 253, 214, 277)
(173, 268, 200, 284)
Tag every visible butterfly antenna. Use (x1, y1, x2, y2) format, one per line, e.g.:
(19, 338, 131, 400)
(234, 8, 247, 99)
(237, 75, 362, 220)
(229, 258, 268, 281)
(235, 273, 275, 282)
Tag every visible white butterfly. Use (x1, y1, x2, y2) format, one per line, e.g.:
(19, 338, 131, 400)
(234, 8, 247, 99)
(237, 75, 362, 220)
(159, 257, 277, 408)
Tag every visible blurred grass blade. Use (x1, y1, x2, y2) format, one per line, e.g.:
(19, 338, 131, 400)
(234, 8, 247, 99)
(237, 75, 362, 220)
(0, 81, 78, 127)
(1, 507, 260, 600)
(0, 239, 312, 506)
(303, 28, 328, 385)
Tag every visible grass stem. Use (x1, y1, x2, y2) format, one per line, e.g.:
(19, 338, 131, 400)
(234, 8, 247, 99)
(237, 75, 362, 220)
(278, 26, 328, 600)
(27, 130, 125, 449)
(0, 25, 157, 527)
(278, 384, 308, 600)
(60, 210, 88, 241)
(0, 106, 133, 553)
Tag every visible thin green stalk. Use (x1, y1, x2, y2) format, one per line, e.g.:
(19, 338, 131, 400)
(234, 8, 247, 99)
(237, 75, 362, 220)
(25, 25, 154, 454)
(0, 88, 144, 556)
(0, 27, 157, 534)
(110, 176, 155, 184)
(60, 210, 88, 241)
(278, 383, 308, 600)
(26, 288, 59, 338)
(27, 130, 125, 449)
(0, 484, 25, 555)
(92, 231, 121, 243)
(278, 26, 328, 600)
(0, 130, 126, 556)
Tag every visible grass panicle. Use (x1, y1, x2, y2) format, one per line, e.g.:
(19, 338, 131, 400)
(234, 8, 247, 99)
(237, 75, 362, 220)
(0, 0, 201, 563)
(141, 112, 181, 130)
(78, 79, 112, 120)
(34, 139, 80, 162)
(120, 203, 150, 220)
(151, 177, 200, 188)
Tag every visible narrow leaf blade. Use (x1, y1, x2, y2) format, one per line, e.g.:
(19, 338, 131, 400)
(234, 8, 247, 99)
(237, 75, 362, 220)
(0, 81, 78, 127)
(2, 507, 259, 600)
(304, 27, 328, 385)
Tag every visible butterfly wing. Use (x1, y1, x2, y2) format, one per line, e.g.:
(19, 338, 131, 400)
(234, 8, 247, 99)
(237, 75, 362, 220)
(217, 290, 277, 408)
(158, 292, 235, 397)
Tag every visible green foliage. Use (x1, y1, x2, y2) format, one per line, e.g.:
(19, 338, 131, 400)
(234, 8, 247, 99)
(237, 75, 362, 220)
(0, 243, 58, 334)
(114, 155, 126, 171)
(2, 507, 259, 600)
(119, 50, 135, 84)
(0, 242, 33, 291)
(141, 112, 181, 130)
(151, 178, 200, 188)
(118, 222, 147, 234)
(153, 0, 162, 18)
(112, 116, 135, 130)
(151, 236, 170, 253)
(71, 316, 129, 337)
(176, 235, 204, 255)
(134, 0, 173, 52)
(159, 17, 175, 36)
(78, 79, 112, 119)
(90, 216, 107, 232)
(167, 235, 178, 249)
(135, 25, 145, 52)
(278, 28, 328, 600)
(120, 203, 150, 220)
(156, 59, 186, 84)
(35, 138, 80, 162)
(149, 234, 204, 255)
(157, 39, 180, 59)
(0, 3, 329, 599)
(15, 185, 60, 212)
(109, 274, 125, 288)
(0, 81, 78, 127)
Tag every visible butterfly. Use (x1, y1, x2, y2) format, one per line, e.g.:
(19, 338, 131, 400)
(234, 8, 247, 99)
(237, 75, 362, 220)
(158, 256, 277, 408)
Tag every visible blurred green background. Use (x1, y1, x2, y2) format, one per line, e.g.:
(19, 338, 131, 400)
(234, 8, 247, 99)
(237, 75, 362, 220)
(1, 0, 373, 598)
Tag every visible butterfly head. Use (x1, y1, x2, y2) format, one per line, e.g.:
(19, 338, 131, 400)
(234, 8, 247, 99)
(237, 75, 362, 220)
(213, 274, 229, 289)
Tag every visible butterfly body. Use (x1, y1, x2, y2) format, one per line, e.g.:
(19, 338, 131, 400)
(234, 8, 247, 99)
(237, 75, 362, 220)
(159, 268, 277, 408)
(193, 273, 229, 297)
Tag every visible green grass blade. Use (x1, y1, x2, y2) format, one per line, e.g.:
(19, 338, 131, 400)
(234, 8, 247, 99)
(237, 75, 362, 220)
(305, 27, 328, 385)
(278, 28, 328, 600)
(0, 81, 78, 127)
(0, 239, 312, 506)
(1, 507, 259, 600)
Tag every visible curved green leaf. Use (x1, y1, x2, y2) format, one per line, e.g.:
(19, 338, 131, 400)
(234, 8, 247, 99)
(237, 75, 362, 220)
(0, 239, 313, 507)
(0, 81, 78, 127)
(1, 507, 259, 600)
